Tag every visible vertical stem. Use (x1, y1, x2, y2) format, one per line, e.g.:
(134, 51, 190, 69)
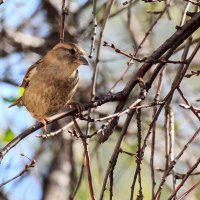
(89, 0, 97, 59)
(150, 66, 166, 199)
(73, 118, 95, 200)
(60, 0, 67, 42)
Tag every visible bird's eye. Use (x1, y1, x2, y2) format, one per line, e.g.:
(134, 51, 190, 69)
(69, 48, 76, 55)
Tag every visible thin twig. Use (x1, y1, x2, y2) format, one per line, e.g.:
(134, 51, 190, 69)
(60, 0, 68, 42)
(177, 181, 200, 200)
(99, 109, 135, 200)
(164, 36, 192, 198)
(36, 121, 74, 139)
(134, 0, 172, 54)
(103, 41, 188, 64)
(109, 167, 114, 200)
(72, 118, 95, 200)
(95, 99, 142, 121)
(185, 70, 200, 78)
(91, 0, 115, 100)
(168, 158, 200, 200)
(89, 0, 97, 59)
(0, 159, 35, 187)
(178, 87, 200, 120)
(136, 109, 143, 200)
(71, 152, 85, 199)
(155, 127, 200, 198)
(150, 66, 166, 199)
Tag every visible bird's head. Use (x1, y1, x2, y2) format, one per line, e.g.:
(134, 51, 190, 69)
(52, 42, 88, 66)
(43, 42, 88, 78)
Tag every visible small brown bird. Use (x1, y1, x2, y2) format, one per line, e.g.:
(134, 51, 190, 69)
(9, 42, 88, 130)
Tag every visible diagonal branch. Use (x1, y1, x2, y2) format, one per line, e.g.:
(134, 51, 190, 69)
(98, 11, 200, 143)
(0, 92, 124, 162)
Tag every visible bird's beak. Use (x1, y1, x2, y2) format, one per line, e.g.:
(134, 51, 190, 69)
(78, 55, 89, 65)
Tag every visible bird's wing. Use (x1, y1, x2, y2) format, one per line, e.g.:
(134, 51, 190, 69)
(20, 59, 43, 88)
(9, 59, 43, 108)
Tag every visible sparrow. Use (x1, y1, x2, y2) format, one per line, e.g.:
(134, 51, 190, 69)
(9, 42, 88, 130)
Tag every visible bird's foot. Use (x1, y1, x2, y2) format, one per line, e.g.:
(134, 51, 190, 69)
(66, 102, 85, 117)
(40, 118, 49, 133)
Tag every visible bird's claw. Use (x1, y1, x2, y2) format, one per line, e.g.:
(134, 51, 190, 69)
(66, 102, 85, 114)
(40, 118, 49, 133)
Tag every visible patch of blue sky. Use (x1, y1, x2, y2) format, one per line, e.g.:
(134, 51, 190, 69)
(0, 119, 42, 200)
(8, 106, 35, 131)
(2, 0, 41, 29)
(79, 65, 93, 83)
(4, 169, 42, 200)
(0, 101, 34, 134)
(28, 12, 51, 37)
(0, 82, 36, 134)
(0, 53, 26, 84)
(0, 130, 43, 200)
(11, 56, 32, 85)
(79, 0, 88, 4)
(0, 119, 41, 166)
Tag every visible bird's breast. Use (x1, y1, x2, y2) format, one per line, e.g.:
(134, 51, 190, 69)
(22, 71, 79, 119)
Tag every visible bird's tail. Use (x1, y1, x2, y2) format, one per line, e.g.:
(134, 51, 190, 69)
(8, 97, 23, 108)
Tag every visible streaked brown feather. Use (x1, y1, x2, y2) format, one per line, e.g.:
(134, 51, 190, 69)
(20, 59, 42, 88)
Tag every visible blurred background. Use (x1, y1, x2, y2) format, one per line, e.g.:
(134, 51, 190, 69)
(0, 0, 200, 200)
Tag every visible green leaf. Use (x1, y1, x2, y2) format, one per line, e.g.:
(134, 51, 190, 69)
(19, 87, 24, 96)
(2, 97, 18, 103)
(3, 87, 24, 104)
(1, 129, 15, 142)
